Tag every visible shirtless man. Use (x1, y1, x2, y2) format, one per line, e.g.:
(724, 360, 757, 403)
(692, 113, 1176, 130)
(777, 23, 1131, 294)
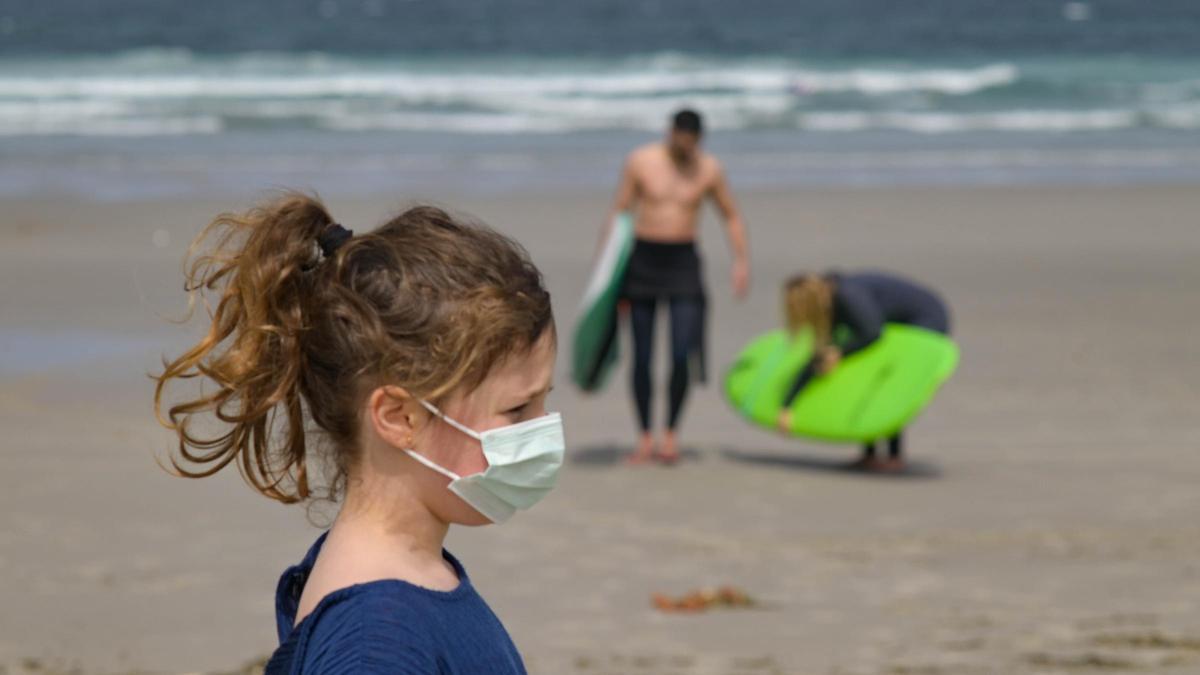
(603, 109, 750, 465)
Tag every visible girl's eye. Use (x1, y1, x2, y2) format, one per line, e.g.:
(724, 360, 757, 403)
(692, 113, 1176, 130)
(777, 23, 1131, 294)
(504, 404, 528, 419)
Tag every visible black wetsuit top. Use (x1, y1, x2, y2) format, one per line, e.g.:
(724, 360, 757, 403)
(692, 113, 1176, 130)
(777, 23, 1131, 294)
(783, 271, 950, 406)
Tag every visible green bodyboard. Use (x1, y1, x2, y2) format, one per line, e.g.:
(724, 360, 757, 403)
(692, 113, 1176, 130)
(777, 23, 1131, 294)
(724, 324, 959, 442)
(572, 213, 634, 392)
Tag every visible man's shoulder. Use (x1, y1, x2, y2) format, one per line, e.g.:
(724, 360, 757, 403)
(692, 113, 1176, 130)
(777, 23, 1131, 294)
(700, 151, 724, 176)
(627, 143, 662, 164)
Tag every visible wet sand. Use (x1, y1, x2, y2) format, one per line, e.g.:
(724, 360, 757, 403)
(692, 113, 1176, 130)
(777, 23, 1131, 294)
(1, 184, 1199, 674)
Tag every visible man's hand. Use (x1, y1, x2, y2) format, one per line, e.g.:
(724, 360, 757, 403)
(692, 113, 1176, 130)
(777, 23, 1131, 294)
(731, 258, 750, 299)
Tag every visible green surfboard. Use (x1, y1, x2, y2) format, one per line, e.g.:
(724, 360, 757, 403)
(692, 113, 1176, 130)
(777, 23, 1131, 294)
(572, 213, 634, 392)
(724, 324, 959, 442)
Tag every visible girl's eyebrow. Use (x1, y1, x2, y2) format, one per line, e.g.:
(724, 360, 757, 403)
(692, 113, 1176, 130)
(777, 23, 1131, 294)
(513, 384, 553, 404)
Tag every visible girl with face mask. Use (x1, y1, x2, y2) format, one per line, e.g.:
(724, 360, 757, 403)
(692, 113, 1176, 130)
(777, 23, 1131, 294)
(154, 194, 563, 673)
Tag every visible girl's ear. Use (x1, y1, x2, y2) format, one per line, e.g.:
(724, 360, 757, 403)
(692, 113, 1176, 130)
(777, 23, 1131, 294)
(366, 385, 430, 450)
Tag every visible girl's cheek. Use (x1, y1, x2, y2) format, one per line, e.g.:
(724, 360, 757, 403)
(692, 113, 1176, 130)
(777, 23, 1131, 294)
(463, 442, 490, 474)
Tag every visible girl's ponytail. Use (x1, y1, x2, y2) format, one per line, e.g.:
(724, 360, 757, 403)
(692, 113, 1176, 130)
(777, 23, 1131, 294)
(154, 193, 337, 503)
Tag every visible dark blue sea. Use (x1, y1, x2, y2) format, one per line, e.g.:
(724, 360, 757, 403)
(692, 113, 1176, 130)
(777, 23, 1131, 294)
(2, 0, 1200, 197)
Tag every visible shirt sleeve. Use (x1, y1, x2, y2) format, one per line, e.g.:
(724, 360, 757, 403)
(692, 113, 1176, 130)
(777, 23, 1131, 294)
(782, 357, 819, 408)
(834, 282, 884, 357)
(303, 594, 441, 675)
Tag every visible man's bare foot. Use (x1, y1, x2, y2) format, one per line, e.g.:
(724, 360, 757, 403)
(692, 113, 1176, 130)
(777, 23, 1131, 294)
(626, 433, 656, 465)
(657, 431, 680, 465)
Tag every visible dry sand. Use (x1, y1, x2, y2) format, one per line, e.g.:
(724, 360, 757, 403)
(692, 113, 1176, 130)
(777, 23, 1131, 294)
(1, 184, 1199, 674)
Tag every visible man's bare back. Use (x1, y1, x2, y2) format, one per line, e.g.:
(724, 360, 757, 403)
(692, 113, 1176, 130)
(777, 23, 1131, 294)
(624, 142, 722, 242)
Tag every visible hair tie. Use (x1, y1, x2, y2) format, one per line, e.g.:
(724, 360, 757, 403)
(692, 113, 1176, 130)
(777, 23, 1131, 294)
(317, 223, 353, 257)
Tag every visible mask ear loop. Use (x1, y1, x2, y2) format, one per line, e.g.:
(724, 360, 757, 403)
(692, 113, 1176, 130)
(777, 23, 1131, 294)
(419, 400, 483, 440)
(403, 400, 479, 480)
(404, 448, 462, 481)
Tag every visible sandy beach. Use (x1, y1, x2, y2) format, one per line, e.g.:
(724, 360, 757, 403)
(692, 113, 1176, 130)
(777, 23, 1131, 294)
(2, 183, 1199, 674)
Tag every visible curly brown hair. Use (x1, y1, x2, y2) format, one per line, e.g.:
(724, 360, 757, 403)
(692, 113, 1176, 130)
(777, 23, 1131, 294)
(153, 192, 554, 504)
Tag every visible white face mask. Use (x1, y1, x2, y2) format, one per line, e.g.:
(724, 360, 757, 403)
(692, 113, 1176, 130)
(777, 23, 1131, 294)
(404, 400, 565, 524)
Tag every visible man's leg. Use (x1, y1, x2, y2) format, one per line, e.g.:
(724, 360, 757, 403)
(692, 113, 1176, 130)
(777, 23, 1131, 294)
(628, 298, 657, 463)
(662, 297, 703, 463)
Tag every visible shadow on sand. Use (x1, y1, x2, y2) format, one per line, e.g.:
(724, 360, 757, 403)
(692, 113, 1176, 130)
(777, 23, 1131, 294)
(569, 444, 704, 467)
(569, 443, 941, 478)
(720, 447, 943, 479)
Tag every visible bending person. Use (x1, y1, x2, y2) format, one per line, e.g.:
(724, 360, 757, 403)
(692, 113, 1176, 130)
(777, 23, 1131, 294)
(778, 271, 950, 471)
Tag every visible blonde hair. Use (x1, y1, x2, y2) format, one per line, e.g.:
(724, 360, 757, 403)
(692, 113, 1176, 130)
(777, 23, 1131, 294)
(782, 274, 833, 348)
(153, 192, 553, 504)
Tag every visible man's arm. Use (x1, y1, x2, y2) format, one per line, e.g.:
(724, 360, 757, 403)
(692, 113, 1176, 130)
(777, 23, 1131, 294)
(710, 162, 750, 298)
(597, 156, 638, 254)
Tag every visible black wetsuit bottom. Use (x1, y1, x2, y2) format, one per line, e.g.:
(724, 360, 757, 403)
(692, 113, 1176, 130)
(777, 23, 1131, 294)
(622, 240, 707, 432)
(630, 297, 704, 431)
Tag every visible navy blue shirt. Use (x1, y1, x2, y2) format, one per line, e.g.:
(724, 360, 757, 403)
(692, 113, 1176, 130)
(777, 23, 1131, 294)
(265, 533, 527, 675)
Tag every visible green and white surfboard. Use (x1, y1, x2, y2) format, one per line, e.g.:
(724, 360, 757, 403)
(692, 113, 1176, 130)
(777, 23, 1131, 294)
(572, 212, 634, 392)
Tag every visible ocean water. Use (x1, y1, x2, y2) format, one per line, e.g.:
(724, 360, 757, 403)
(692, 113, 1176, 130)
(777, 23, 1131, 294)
(2, 0, 1199, 196)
